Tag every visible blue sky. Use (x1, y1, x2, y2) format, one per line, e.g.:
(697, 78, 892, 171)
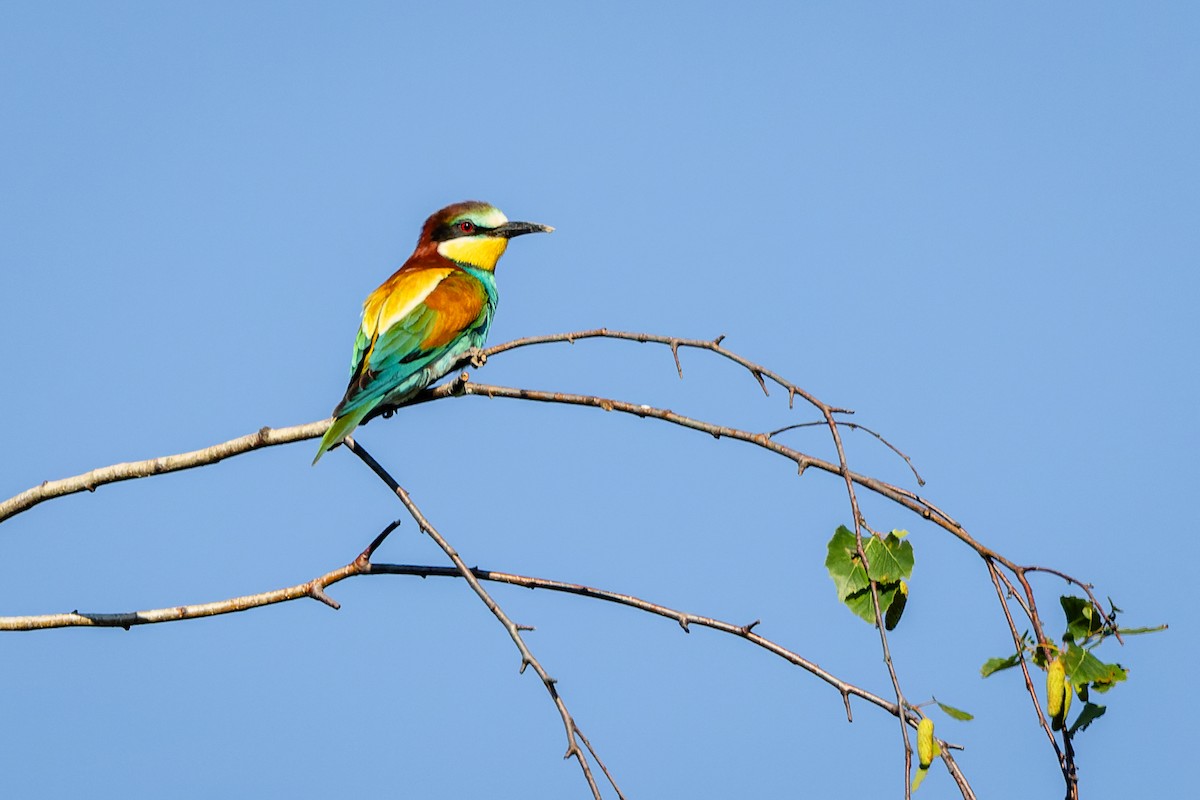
(1, 3, 1195, 797)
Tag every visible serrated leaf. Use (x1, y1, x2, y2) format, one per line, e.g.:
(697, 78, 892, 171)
(935, 701, 974, 721)
(825, 526, 869, 602)
(1061, 596, 1104, 642)
(1068, 702, 1106, 734)
(864, 532, 915, 583)
(1062, 642, 1127, 691)
(981, 653, 1022, 677)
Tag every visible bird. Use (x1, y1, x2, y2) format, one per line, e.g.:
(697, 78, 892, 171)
(313, 201, 553, 463)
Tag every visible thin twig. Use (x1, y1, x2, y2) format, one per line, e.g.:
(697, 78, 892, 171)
(767, 420, 925, 486)
(984, 558, 1073, 797)
(343, 437, 609, 800)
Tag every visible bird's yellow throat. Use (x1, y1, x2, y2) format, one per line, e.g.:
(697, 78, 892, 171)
(437, 236, 509, 271)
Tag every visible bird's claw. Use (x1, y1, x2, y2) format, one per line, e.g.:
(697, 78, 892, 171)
(467, 348, 488, 369)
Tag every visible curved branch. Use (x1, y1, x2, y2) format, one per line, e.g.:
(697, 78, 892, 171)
(0, 326, 1073, 796)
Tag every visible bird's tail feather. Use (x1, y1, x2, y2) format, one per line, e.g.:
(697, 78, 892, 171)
(312, 404, 374, 465)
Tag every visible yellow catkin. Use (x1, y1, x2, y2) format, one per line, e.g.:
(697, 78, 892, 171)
(917, 717, 935, 768)
(1047, 658, 1066, 728)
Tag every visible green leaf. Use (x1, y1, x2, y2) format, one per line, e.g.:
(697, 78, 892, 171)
(1068, 702, 1106, 735)
(981, 653, 1022, 677)
(825, 526, 869, 602)
(864, 531, 915, 583)
(910, 766, 930, 793)
(842, 581, 901, 625)
(935, 701, 974, 721)
(827, 526, 914, 626)
(1116, 624, 1168, 636)
(1061, 596, 1105, 642)
(1061, 642, 1126, 691)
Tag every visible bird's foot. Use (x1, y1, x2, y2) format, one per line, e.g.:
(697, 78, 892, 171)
(467, 348, 488, 369)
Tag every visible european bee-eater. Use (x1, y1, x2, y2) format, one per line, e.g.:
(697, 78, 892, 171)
(313, 201, 552, 463)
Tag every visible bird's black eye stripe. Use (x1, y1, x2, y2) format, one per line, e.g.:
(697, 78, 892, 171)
(432, 219, 490, 242)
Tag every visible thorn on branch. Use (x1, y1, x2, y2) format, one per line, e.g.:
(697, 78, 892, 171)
(516, 623, 536, 632)
(678, 618, 691, 633)
(307, 583, 341, 610)
(670, 340, 683, 379)
(788, 387, 795, 410)
(713, 334, 726, 345)
(751, 370, 769, 396)
(519, 658, 531, 674)
(842, 690, 854, 723)
(740, 619, 761, 635)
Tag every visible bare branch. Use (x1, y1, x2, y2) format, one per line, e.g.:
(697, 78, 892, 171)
(0, 519, 401, 631)
(0, 421, 330, 524)
(342, 437, 609, 799)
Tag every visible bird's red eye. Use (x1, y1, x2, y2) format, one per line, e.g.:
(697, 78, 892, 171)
(458, 220, 475, 234)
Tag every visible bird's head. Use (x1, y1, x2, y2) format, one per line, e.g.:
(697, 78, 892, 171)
(420, 201, 553, 271)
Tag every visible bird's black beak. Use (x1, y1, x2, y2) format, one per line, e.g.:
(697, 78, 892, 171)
(491, 220, 554, 238)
